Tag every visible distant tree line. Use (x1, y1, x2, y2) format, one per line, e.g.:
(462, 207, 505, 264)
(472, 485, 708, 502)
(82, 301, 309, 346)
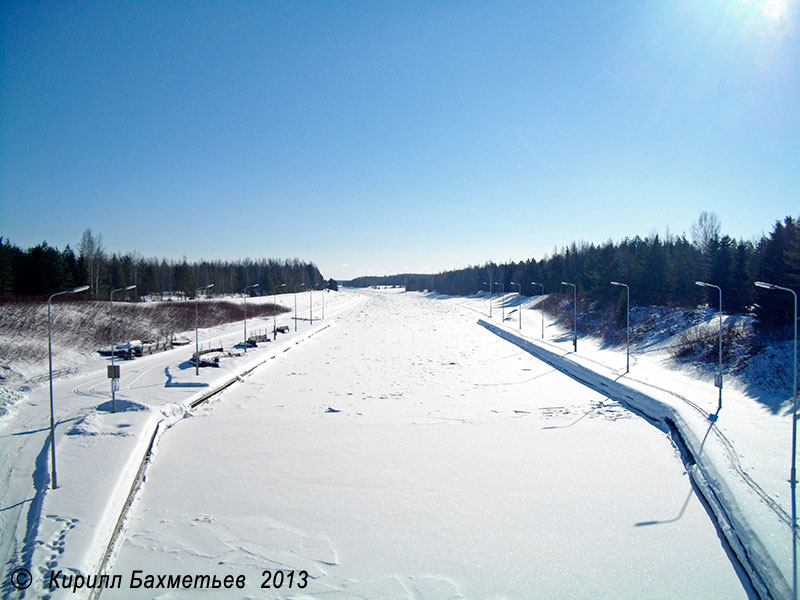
(347, 213, 800, 327)
(0, 228, 332, 301)
(346, 274, 420, 288)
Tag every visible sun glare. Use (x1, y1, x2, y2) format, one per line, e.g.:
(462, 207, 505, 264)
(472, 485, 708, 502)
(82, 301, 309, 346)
(724, 0, 797, 43)
(760, 0, 791, 22)
(697, 0, 796, 40)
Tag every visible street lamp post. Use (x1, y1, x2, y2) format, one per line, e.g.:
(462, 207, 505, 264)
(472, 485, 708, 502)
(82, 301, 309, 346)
(294, 283, 304, 331)
(243, 283, 259, 352)
(495, 282, 505, 322)
(195, 284, 214, 376)
(273, 283, 286, 337)
(531, 282, 544, 338)
(483, 281, 492, 318)
(755, 280, 798, 600)
(610, 281, 630, 374)
(317, 283, 326, 319)
(501, 283, 505, 322)
(510, 282, 522, 329)
(110, 284, 136, 413)
(48, 284, 90, 489)
(561, 282, 577, 352)
(695, 281, 723, 413)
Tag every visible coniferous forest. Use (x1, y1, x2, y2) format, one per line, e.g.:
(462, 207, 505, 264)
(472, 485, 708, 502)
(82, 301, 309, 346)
(348, 213, 800, 328)
(0, 229, 328, 301)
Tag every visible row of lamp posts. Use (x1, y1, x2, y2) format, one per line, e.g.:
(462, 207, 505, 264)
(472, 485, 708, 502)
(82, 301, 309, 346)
(43, 278, 799, 598)
(489, 277, 794, 409)
(48, 283, 138, 489)
(754, 281, 798, 599)
(41, 276, 800, 600)
(236, 281, 329, 352)
(484, 276, 797, 597)
(47, 279, 328, 489)
(484, 281, 548, 341)
(243, 281, 323, 346)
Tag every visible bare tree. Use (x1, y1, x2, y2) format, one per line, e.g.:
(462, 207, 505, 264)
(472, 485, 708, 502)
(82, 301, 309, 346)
(690, 211, 721, 254)
(78, 228, 105, 296)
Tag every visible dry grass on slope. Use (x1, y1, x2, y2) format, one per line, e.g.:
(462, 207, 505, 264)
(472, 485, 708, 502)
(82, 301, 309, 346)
(0, 300, 289, 366)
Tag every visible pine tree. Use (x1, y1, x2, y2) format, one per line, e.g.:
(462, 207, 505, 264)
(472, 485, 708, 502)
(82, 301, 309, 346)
(755, 217, 800, 326)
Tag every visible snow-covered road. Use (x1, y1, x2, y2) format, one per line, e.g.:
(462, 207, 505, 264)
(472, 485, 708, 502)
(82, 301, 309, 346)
(112, 289, 747, 598)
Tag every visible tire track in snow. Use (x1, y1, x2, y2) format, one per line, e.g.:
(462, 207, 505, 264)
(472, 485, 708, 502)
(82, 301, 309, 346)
(478, 318, 791, 600)
(624, 375, 793, 530)
(481, 319, 790, 530)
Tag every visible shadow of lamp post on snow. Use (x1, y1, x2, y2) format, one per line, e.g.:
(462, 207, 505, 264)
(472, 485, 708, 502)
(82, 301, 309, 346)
(754, 280, 798, 600)
(48, 284, 90, 490)
(635, 489, 693, 528)
(635, 418, 716, 529)
(165, 366, 209, 388)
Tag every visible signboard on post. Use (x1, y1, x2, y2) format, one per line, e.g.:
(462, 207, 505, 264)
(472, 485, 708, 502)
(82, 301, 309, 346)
(107, 365, 120, 379)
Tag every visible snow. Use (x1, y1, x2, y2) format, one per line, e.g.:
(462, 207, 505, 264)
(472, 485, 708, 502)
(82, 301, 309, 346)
(0, 288, 793, 598)
(0, 291, 360, 598)
(473, 291, 796, 598)
(114, 394, 742, 598)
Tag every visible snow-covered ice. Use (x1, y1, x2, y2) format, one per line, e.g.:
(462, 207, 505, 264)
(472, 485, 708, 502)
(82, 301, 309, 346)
(0, 287, 792, 598)
(112, 289, 747, 598)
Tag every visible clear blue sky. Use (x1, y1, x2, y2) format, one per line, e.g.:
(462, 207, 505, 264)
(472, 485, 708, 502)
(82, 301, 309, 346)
(2, 1, 798, 280)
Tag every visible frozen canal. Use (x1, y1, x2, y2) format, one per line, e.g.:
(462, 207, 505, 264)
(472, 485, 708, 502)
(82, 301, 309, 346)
(113, 289, 748, 598)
